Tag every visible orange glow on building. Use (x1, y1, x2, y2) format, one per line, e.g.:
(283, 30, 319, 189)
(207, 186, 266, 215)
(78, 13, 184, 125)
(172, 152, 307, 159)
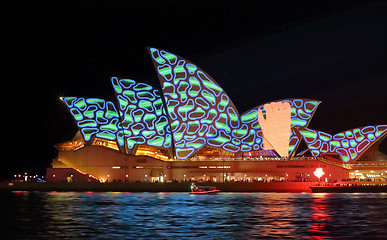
(92, 138, 119, 151)
(135, 146, 170, 161)
(56, 138, 85, 151)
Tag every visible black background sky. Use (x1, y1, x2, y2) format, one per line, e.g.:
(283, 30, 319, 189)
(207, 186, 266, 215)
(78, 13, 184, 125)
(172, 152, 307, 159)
(4, 0, 387, 179)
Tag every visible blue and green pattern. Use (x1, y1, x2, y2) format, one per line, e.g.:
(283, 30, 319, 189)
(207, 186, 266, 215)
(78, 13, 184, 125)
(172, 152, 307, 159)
(149, 47, 243, 158)
(111, 77, 172, 150)
(297, 125, 387, 162)
(63, 97, 125, 151)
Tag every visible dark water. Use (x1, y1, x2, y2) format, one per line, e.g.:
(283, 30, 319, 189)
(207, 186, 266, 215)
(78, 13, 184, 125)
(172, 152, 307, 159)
(0, 192, 386, 239)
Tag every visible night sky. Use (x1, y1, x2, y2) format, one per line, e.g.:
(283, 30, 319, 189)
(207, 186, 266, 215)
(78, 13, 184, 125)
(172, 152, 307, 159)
(4, 1, 387, 179)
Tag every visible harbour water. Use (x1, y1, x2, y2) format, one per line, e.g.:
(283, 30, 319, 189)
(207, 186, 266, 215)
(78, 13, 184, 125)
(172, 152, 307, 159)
(0, 192, 386, 239)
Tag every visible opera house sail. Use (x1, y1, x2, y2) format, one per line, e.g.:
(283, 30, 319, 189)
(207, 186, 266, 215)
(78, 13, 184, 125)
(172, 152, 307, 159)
(49, 48, 387, 183)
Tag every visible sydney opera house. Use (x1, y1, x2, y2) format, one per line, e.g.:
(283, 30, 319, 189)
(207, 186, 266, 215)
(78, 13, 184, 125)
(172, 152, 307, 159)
(47, 48, 387, 183)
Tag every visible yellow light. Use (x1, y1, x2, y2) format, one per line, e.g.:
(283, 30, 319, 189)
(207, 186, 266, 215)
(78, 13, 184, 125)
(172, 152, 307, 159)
(313, 168, 325, 179)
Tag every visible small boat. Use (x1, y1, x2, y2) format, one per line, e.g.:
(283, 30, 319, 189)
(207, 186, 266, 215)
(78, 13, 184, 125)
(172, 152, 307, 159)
(190, 184, 219, 194)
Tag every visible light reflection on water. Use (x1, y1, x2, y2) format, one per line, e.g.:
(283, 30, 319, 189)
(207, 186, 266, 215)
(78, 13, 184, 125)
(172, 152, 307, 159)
(0, 192, 386, 239)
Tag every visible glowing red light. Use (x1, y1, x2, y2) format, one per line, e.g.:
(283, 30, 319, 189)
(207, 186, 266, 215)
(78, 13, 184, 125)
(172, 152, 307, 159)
(313, 168, 325, 179)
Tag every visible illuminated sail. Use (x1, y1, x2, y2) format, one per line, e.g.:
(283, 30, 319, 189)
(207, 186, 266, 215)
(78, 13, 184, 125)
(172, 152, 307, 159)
(297, 125, 387, 162)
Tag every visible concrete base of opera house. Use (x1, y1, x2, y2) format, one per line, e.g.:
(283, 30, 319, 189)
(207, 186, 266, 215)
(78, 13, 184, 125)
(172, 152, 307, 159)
(1, 181, 318, 193)
(48, 145, 352, 184)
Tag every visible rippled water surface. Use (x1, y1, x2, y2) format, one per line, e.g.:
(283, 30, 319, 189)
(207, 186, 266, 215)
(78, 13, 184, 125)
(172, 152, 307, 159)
(0, 192, 386, 239)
